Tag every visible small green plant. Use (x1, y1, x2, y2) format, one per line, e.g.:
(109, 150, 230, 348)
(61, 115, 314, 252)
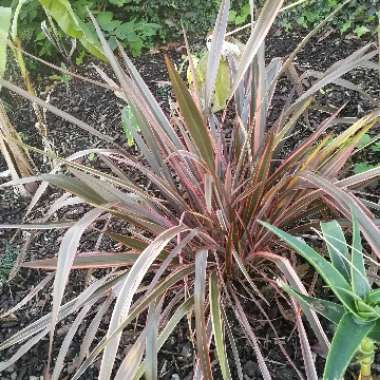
(96, 11, 159, 56)
(49, 63, 72, 87)
(352, 133, 380, 174)
(262, 216, 380, 380)
(0, 244, 18, 284)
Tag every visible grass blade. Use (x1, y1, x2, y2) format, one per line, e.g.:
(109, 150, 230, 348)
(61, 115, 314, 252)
(290, 297, 318, 380)
(0, 330, 48, 371)
(51, 303, 94, 380)
(194, 249, 213, 380)
(231, 292, 272, 380)
(48, 208, 104, 371)
(22, 252, 139, 270)
(98, 225, 187, 380)
(209, 272, 232, 380)
(231, 0, 284, 96)
(0, 78, 115, 144)
(134, 297, 194, 380)
(166, 57, 215, 171)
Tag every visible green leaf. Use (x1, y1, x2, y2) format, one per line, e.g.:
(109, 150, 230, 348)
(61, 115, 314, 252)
(11, 0, 28, 41)
(282, 284, 345, 325)
(97, 12, 121, 33)
(371, 142, 380, 152)
(260, 222, 356, 313)
(38, 0, 105, 60)
(121, 105, 140, 146)
(368, 319, 380, 341)
(367, 289, 380, 305)
(323, 313, 374, 380)
(353, 162, 377, 174)
(351, 213, 370, 298)
(320, 220, 350, 281)
(209, 272, 232, 380)
(0, 6, 11, 81)
(358, 133, 372, 148)
(109, 0, 127, 6)
(354, 25, 370, 38)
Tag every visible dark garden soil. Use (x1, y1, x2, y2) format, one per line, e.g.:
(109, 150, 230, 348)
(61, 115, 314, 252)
(0, 28, 380, 380)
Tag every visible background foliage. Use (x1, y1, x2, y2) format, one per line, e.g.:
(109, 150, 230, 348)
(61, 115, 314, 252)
(4, 0, 219, 61)
(6, 0, 380, 63)
(281, 0, 380, 37)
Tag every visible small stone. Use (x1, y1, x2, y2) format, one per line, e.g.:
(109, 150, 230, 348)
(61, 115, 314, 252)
(180, 343, 192, 358)
(244, 360, 258, 377)
(171, 375, 180, 380)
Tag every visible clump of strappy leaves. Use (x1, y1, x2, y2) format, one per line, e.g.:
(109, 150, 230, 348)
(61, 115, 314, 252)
(262, 216, 380, 380)
(0, 0, 380, 379)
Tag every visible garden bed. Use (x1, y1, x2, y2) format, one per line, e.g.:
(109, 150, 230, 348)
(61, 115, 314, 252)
(0, 28, 380, 379)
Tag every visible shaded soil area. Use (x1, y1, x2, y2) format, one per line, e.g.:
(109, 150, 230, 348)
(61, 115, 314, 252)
(0, 29, 380, 379)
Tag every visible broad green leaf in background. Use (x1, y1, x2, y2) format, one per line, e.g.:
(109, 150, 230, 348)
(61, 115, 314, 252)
(0, 6, 12, 80)
(38, 0, 105, 60)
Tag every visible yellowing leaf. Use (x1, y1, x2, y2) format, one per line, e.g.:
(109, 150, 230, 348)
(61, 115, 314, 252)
(187, 52, 231, 112)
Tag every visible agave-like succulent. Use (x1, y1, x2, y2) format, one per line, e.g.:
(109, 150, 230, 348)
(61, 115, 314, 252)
(262, 216, 380, 380)
(0, 0, 380, 379)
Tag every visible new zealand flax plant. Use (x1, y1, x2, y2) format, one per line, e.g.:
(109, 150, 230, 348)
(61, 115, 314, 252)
(262, 214, 380, 380)
(0, 0, 380, 378)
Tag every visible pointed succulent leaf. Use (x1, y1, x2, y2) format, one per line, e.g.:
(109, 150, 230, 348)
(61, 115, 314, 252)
(260, 222, 356, 313)
(367, 319, 380, 342)
(323, 312, 375, 380)
(282, 284, 345, 325)
(367, 289, 380, 306)
(351, 213, 370, 298)
(320, 220, 350, 281)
